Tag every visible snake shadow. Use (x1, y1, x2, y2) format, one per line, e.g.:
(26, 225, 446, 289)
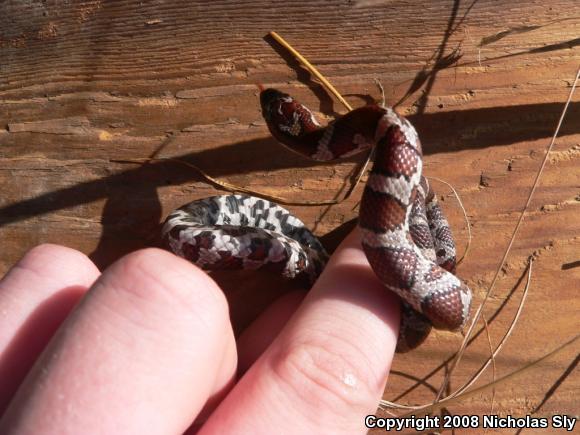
(71, 0, 580, 268)
(1, 99, 578, 269)
(89, 134, 344, 268)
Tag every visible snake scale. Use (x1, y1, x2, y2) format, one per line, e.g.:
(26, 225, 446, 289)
(162, 88, 472, 352)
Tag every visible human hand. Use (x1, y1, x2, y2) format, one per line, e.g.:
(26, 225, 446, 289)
(0, 229, 399, 434)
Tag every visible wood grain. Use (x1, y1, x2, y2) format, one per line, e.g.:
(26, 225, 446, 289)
(1, 0, 579, 429)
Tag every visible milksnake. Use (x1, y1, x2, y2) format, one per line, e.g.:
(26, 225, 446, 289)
(162, 88, 472, 352)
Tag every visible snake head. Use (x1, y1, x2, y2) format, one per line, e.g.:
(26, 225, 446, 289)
(259, 88, 290, 120)
(259, 88, 322, 143)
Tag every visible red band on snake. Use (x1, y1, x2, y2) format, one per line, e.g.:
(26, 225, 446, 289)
(162, 88, 472, 352)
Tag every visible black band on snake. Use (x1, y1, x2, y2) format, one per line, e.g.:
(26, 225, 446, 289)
(162, 89, 472, 352)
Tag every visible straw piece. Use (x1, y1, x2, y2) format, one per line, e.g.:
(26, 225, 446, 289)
(269, 31, 353, 111)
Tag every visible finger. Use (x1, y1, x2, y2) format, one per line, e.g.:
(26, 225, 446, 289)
(0, 244, 100, 415)
(200, 229, 399, 434)
(0, 249, 237, 435)
(237, 290, 306, 374)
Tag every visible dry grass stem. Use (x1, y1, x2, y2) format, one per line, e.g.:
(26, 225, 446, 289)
(434, 65, 580, 402)
(451, 259, 533, 398)
(269, 32, 382, 205)
(269, 31, 353, 111)
(482, 316, 497, 432)
(380, 65, 577, 414)
(381, 257, 534, 413)
(428, 176, 472, 265)
(111, 158, 339, 206)
(391, 333, 580, 430)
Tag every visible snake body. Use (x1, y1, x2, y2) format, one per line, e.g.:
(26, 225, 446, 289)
(162, 89, 472, 351)
(162, 194, 328, 284)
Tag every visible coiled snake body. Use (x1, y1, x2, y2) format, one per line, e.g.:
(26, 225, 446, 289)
(162, 89, 472, 352)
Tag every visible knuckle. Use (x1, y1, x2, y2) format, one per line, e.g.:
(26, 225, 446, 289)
(271, 334, 380, 414)
(25, 243, 93, 268)
(113, 248, 229, 320)
(15, 243, 97, 284)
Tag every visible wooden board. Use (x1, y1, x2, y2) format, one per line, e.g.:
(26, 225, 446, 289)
(1, 0, 579, 429)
